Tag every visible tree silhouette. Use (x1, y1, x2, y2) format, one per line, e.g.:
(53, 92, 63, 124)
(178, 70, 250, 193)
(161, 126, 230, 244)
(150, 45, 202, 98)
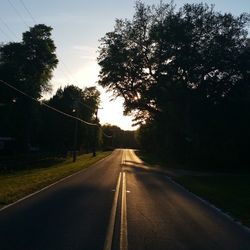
(0, 24, 58, 151)
(98, 1, 250, 169)
(39, 85, 100, 155)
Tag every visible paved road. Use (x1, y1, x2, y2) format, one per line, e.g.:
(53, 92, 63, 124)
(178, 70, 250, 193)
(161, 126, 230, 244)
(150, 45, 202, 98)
(123, 149, 250, 250)
(0, 150, 122, 250)
(0, 149, 250, 250)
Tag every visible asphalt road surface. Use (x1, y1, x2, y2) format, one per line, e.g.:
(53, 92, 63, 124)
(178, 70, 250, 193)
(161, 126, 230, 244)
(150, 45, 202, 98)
(0, 149, 250, 250)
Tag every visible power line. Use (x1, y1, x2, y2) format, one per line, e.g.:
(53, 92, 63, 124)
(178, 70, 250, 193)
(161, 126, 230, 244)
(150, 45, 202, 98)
(0, 79, 113, 139)
(1, 3, 112, 139)
(0, 25, 12, 41)
(16, 0, 78, 84)
(75, 98, 98, 112)
(54, 58, 77, 85)
(15, 0, 76, 83)
(60, 60, 76, 82)
(19, 0, 36, 24)
(2, 3, 112, 139)
(7, 0, 29, 28)
(12, 0, 79, 85)
(0, 79, 98, 127)
(101, 129, 113, 138)
(0, 16, 18, 40)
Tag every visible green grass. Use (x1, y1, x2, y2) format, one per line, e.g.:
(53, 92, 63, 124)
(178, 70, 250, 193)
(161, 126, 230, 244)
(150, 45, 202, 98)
(0, 151, 112, 207)
(176, 175, 250, 227)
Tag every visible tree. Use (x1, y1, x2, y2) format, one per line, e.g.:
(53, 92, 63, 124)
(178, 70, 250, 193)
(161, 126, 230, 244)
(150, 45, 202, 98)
(39, 85, 101, 155)
(0, 24, 58, 98)
(98, 1, 249, 118)
(98, 1, 250, 168)
(0, 24, 58, 151)
(102, 124, 138, 150)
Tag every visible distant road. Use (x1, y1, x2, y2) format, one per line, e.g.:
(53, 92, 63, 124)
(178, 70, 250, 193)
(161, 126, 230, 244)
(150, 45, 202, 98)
(0, 149, 250, 250)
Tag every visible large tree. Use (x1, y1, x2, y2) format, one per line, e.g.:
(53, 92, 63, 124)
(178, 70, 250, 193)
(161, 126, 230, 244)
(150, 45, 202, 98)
(98, 1, 250, 168)
(0, 24, 58, 150)
(98, 1, 249, 118)
(0, 24, 58, 98)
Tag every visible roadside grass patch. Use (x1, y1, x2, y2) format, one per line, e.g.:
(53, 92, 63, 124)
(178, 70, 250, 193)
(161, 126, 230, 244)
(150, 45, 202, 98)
(176, 175, 250, 227)
(0, 151, 111, 207)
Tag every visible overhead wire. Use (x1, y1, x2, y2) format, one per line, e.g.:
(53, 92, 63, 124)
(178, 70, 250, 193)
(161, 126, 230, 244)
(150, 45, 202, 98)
(0, 25, 12, 41)
(0, 16, 18, 40)
(17, 0, 78, 85)
(1, 3, 113, 139)
(60, 60, 76, 83)
(0, 79, 98, 127)
(56, 61, 75, 84)
(7, 0, 29, 28)
(19, 0, 36, 24)
(0, 79, 113, 137)
(101, 129, 113, 138)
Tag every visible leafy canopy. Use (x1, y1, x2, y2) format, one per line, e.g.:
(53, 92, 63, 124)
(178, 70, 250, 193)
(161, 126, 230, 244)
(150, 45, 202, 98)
(0, 24, 58, 99)
(98, 1, 250, 123)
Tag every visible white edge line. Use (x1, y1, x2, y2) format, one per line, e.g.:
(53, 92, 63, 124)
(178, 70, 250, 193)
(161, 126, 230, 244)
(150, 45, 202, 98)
(0, 153, 113, 213)
(164, 175, 250, 234)
(103, 172, 122, 250)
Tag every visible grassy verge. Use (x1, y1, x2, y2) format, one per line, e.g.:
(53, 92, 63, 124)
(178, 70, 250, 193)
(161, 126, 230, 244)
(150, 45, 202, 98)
(0, 151, 112, 208)
(176, 175, 250, 227)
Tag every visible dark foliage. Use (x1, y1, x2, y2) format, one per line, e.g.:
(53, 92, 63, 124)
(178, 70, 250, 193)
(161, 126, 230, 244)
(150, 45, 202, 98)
(39, 85, 101, 155)
(102, 124, 138, 150)
(0, 24, 58, 151)
(0, 25, 104, 166)
(98, 1, 250, 170)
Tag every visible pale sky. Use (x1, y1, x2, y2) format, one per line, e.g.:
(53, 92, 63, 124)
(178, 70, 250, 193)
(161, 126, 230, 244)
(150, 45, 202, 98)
(0, 0, 249, 130)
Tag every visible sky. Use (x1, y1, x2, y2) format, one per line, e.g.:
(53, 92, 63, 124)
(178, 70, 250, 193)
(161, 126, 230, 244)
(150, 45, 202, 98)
(0, 0, 249, 130)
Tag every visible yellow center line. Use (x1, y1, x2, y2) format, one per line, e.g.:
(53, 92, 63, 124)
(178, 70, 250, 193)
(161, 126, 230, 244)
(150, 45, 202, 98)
(103, 172, 122, 250)
(104, 149, 129, 250)
(120, 171, 128, 250)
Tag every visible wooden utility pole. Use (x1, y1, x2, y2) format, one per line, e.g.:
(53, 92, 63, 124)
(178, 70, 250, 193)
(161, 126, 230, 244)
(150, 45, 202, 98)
(72, 101, 79, 162)
(92, 110, 98, 157)
(73, 114, 78, 162)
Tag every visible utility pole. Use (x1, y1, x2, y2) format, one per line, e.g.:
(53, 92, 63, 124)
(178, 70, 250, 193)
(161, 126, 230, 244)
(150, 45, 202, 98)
(72, 97, 102, 159)
(92, 107, 103, 157)
(72, 107, 78, 162)
(92, 109, 98, 157)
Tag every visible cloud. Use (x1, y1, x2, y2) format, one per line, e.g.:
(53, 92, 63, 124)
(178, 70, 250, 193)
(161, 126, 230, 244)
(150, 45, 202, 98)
(73, 45, 96, 52)
(73, 45, 97, 60)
